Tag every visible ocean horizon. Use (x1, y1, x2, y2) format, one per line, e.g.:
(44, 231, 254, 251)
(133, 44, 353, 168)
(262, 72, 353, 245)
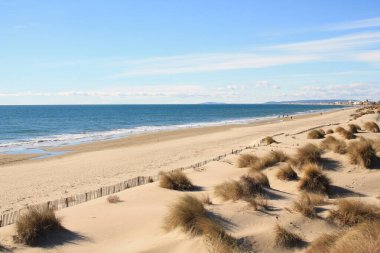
(0, 104, 345, 153)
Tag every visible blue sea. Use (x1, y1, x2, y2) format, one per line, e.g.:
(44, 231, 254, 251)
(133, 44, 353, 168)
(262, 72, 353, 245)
(0, 104, 345, 153)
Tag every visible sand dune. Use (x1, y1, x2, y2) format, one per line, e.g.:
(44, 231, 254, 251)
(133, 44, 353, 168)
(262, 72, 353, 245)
(0, 107, 379, 253)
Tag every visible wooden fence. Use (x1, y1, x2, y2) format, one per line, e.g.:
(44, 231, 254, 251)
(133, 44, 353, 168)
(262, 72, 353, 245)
(0, 145, 256, 227)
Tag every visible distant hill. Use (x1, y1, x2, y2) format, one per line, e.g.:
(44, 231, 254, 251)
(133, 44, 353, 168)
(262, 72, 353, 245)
(265, 99, 357, 104)
(200, 102, 227, 104)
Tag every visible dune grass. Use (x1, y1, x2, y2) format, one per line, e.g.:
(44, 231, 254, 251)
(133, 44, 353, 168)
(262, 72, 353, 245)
(15, 208, 63, 245)
(249, 150, 288, 172)
(326, 129, 334, 134)
(214, 180, 244, 201)
(159, 171, 194, 191)
(237, 154, 258, 168)
(347, 138, 376, 168)
(307, 129, 325, 139)
(306, 221, 380, 253)
(263, 136, 278, 145)
(363, 121, 380, 133)
(338, 128, 356, 140)
(274, 224, 304, 249)
(298, 164, 331, 195)
(348, 124, 361, 133)
(292, 193, 318, 218)
(328, 199, 380, 227)
(276, 164, 298, 181)
(107, 195, 121, 203)
(164, 195, 240, 252)
(292, 144, 323, 168)
(335, 126, 345, 134)
(320, 136, 347, 154)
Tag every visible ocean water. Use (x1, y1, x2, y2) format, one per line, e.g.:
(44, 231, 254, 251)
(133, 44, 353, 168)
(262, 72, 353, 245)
(0, 104, 344, 153)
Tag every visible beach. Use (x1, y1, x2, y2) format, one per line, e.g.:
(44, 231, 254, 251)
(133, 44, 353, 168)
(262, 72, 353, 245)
(0, 106, 379, 253)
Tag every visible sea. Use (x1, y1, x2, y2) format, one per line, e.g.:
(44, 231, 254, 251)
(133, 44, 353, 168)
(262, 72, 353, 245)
(0, 104, 345, 154)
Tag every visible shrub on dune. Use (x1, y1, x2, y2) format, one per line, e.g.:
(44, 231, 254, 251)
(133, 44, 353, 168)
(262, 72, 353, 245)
(214, 180, 243, 201)
(326, 129, 334, 134)
(247, 171, 270, 189)
(263, 136, 278, 145)
(249, 150, 287, 171)
(335, 126, 345, 134)
(292, 193, 321, 218)
(307, 221, 380, 253)
(292, 144, 323, 168)
(348, 124, 361, 133)
(276, 164, 298, 181)
(15, 208, 63, 245)
(237, 153, 258, 168)
(328, 199, 380, 227)
(338, 128, 356, 140)
(363, 121, 380, 133)
(307, 129, 325, 139)
(164, 195, 239, 252)
(107, 195, 121, 203)
(159, 171, 194, 191)
(298, 164, 331, 195)
(347, 138, 376, 168)
(274, 224, 304, 249)
(320, 136, 347, 154)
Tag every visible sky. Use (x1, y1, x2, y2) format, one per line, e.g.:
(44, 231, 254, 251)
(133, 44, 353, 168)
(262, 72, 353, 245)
(0, 0, 380, 105)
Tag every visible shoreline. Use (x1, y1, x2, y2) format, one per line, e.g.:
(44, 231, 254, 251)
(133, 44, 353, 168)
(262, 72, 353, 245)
(0, 107, 355, 214)
(0, 106, 349, 166)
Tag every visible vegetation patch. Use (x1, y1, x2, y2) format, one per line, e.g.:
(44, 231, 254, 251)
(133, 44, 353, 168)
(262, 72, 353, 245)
(274, 224, 304, 249)
(298, 164, 331, 195)
(347, 138, 377, 168)
(320, 136, 347, 154)
(159, 171, 194, 191)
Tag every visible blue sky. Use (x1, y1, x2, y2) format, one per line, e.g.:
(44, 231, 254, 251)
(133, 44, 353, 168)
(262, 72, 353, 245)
(0, 0, 380, 104)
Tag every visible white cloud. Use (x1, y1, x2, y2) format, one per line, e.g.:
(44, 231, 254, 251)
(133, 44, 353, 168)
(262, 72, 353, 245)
(323, 17, 380, 31)
(254, 81, 280, 89)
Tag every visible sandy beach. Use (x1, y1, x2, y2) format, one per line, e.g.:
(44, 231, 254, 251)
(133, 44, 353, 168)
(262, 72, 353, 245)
(0, 106, 379, 253)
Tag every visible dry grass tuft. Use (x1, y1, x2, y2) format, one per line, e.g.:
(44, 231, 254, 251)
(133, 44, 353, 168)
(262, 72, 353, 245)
(306, 221, 380, 253)
(247, 171, 270, 189)
(328, 199, 380, 227)
(249, 150, 287, 171)
(201, 194, 213, 205)
(107, 195, 121, 203)
(347, 138, 376, 168)
(214, 180, 243, 201)
(276, 164, 298, 181)
(15, 208, 63, 245)
(348, 124, 361, 133)
(159, 171, 194, 191)
(320, 136, 347, 154)
(298, 164, 331, 195)
(326, 129, 334, 134)
(292, 193, 319, 218)
(274, 224, 304, 248)
(237, 154, 258, 168)
(292, 144, 323, 168)
(335, 126, 345, 134)
(263, 136, 278, 145)
(338, 128, 356, 140)
(307, 129, 325, 139)
(164, 195, 239, 252)
(363, 121, 380, 133)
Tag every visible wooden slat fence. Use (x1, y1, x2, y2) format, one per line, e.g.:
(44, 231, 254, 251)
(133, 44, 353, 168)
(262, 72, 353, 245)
(0, 145, 256, 227)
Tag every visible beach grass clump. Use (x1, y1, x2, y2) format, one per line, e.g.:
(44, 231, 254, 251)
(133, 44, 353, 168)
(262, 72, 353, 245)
(306, 221, 380, 253)
(263, 136, 278, 145)
(335, 126, 345, 134)
(307, 129, 325, 139)
(320, 136, 347, 154)
(107, 195, 121, 203)
(363, 121, 380, 133)
(15, 208, 63, 245)
(276, 164, 298, 181)
(159, 171, 194, 191)
(274, 224, 304, 249)
(201, 194, 213, 205)
(214, 180, 244, 201)
(247, 171, 270, 189)
(328, 199, 380, 227)
(292, 144, 323, 168)
(347, 138, 376, 168)
(237, 153, 258, 168)
(338, 128, 356, 140)
(249, 150, 288, 171)
(298, 164, 331, 195)
(164, 195, 239, 252)
(348, 124, 361, 133)
(291, 192, 327, 218)
(326, 129, 334, 134)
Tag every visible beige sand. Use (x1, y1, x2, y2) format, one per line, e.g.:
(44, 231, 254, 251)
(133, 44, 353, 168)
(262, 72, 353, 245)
(0, 107, 379, 253)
